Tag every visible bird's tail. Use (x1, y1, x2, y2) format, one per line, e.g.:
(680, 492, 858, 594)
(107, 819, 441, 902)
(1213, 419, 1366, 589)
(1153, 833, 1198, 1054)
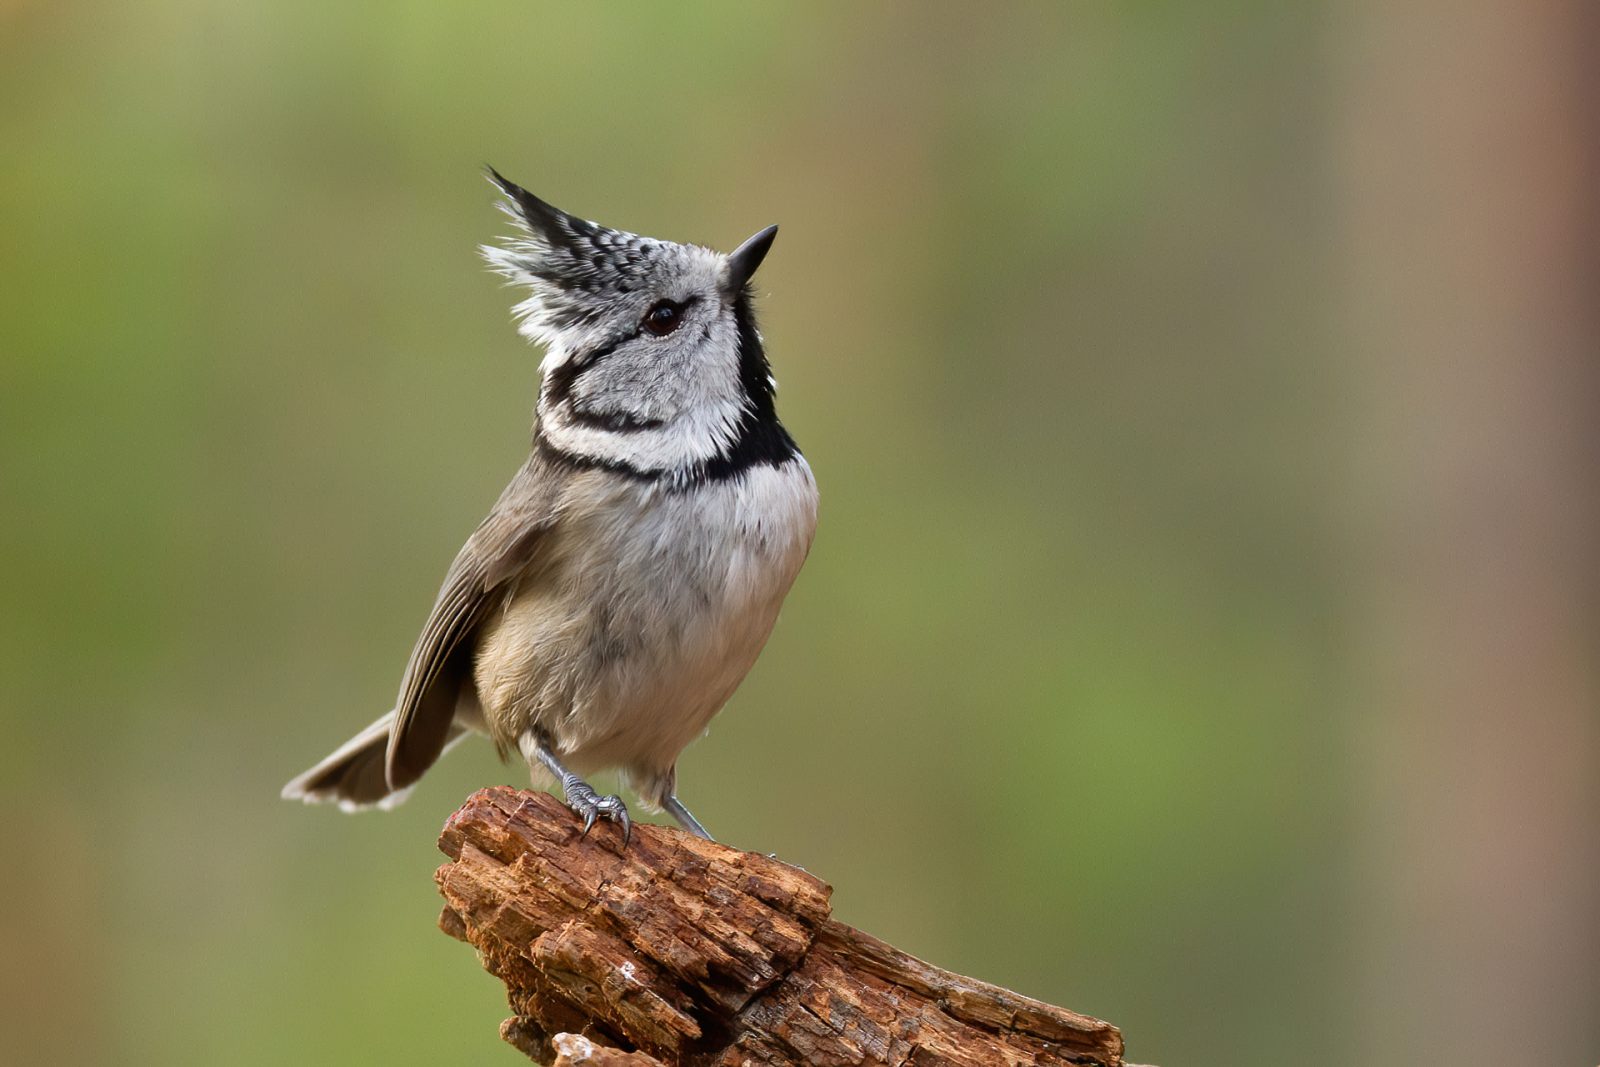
(281, 710, 466, 812)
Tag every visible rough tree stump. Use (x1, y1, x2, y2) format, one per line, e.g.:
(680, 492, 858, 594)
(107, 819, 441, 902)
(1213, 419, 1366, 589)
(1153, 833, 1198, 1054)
(436, 787, 1133, 1066)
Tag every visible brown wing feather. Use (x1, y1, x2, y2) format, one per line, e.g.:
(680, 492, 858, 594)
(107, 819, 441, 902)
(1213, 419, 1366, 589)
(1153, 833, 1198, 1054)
(384, 454, 563, 790)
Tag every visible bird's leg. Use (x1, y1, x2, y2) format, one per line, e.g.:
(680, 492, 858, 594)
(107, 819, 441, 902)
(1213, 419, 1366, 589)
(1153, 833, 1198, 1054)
(661, 794, 713, 841)
(519, 731, 630, 844)
(644, 768, 713, 840)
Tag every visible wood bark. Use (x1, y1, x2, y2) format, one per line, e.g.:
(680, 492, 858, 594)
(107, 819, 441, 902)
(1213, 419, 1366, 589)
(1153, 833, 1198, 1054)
(436, 787, 1130, 1066)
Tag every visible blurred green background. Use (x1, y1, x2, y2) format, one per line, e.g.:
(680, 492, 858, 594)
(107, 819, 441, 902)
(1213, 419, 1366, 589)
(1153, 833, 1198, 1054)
(4, 3, 1597, 1065)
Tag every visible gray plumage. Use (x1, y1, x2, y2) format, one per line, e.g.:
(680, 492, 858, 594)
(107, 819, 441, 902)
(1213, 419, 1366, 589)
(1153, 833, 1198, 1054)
(282, 170, 816, 839)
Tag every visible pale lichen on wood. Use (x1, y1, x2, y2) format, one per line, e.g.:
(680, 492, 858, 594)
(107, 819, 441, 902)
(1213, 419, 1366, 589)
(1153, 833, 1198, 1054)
(437, 786, 1130, 1066)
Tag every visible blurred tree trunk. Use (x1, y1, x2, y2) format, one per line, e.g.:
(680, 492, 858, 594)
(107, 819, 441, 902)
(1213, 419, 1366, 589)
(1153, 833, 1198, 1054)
(1338, 2, 1600, 1063)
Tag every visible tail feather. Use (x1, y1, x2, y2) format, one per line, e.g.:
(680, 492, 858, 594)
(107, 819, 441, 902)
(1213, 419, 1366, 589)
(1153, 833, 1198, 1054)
(282, 710, 466, 812)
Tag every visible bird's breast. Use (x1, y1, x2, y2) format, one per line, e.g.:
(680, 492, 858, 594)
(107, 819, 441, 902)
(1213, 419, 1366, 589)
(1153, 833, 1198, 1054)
(473, 457, 818, 768)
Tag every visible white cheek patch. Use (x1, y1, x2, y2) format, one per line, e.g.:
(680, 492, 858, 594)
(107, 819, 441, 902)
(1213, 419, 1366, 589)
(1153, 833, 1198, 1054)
(543, 394, 748, 471)
(539, 306, 749, 472)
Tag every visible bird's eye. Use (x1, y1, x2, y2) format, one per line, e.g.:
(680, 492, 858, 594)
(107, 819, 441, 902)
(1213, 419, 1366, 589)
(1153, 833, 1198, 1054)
(642, 299, 684, 337)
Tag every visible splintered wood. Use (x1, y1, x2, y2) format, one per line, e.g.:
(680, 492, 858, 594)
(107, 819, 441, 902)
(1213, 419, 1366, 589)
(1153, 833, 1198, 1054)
(437, 787, 1127, 1066)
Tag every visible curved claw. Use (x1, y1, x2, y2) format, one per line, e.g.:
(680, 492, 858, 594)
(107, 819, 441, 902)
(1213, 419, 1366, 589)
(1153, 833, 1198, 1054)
(563, 777, 631, 844)
(602, 798, 631, 846)
(590, 793, 630, 844)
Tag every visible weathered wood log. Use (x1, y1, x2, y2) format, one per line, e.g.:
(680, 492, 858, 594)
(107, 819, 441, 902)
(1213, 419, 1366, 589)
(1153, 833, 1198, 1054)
(436, 787, 1130, 1066)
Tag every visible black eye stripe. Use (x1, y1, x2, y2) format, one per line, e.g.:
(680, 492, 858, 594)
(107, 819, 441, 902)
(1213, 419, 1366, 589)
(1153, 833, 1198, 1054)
(572, 336, 623, 372)
(569, 408, 665, 433)
(545, 336, 622, 405)
(543, 295, 702, 406)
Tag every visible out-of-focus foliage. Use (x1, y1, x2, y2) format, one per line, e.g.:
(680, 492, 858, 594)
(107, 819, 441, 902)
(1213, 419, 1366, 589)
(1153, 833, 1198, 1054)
(3, 4, 1595, 1066)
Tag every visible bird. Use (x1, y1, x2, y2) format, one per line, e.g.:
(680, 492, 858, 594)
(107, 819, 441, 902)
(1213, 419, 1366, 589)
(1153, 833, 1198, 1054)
(281, 168, 818, 841)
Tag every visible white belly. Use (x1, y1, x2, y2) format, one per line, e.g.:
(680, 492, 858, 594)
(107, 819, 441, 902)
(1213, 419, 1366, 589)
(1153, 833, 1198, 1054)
(473, 458, 818, 799)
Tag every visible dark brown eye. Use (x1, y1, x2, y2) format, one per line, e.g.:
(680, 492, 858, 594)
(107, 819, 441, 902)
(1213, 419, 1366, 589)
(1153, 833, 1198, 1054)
(642, 299, 684, 337)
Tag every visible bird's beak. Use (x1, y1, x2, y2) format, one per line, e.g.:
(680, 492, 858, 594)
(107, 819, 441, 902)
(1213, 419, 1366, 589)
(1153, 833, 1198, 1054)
(724, 225, 778, 294)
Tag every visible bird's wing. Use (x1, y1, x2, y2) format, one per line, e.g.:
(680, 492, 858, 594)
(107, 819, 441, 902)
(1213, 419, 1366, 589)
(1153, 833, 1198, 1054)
(384, 452, 564, 790)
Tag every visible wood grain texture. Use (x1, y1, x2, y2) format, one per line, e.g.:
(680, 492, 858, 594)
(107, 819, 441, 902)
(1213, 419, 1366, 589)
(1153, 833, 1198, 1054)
(437, 787, 1129, 1066)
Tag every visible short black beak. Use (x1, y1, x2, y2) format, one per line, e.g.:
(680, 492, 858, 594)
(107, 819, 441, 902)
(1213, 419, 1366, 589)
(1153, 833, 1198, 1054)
(724, 224, 778, 293)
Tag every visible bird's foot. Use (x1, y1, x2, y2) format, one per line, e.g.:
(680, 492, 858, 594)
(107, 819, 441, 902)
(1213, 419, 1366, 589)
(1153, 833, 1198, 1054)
(520, 730, 632, 845)
(561, 775, 631, 844)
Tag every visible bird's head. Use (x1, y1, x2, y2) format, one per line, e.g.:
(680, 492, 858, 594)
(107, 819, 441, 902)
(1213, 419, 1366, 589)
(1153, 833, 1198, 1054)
(482, 168, 785, 478)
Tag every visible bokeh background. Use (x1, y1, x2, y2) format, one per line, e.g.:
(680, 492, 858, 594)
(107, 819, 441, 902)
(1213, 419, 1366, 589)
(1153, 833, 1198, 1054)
(3, 3, 1597, 1065)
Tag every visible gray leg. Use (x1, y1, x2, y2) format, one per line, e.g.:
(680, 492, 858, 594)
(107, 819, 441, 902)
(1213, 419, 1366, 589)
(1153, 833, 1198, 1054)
(662, 794, 713, 841)
(520, 731, 630, 844)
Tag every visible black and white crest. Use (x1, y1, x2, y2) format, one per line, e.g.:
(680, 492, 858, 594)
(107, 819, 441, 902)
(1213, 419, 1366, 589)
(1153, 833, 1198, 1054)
(481, 167, 687, 340)
(481, 168, 796, 484)
(486, 169, 662, 288)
